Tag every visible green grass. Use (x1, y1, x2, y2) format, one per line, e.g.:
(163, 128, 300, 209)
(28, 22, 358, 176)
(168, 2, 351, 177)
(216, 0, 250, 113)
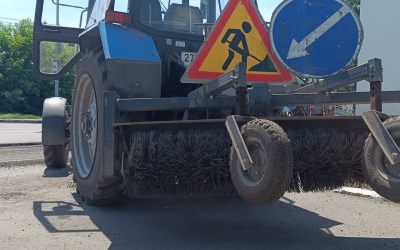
(0, 113, 41, 120)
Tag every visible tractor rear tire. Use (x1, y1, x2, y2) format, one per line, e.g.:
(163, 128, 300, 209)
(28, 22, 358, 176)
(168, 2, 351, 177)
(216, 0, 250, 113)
(230, 119, 293, 204)
(363, 117, 400, 203)
(71, 48, 122, 206)
(44, 145, 68, 168)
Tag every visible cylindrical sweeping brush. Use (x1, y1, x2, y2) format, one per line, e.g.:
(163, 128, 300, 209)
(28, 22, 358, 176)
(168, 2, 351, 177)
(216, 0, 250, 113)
(122, 127, 368, 198)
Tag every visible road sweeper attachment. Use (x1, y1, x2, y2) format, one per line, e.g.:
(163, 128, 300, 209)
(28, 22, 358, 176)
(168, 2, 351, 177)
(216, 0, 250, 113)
(33, 0, 400, 205)
(116, 60, 399, 204)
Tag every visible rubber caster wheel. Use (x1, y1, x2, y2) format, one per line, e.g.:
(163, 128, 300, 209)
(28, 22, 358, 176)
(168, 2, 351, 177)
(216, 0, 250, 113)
(230, 119, 293, 204)
(363, 117, 400, 203)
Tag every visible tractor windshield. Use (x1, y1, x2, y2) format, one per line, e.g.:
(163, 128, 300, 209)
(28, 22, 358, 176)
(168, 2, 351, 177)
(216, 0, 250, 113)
(139, 0, 229, 35)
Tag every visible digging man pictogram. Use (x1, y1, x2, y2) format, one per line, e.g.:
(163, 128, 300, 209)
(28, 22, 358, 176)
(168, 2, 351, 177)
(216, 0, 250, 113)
(221, 21, 252, 70)
(221, 21, 277, 72)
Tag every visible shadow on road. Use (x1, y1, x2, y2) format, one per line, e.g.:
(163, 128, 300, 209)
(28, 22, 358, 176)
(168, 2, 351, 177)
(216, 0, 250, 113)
(33, 192, 400, 249)
(42, 165, 73, 178)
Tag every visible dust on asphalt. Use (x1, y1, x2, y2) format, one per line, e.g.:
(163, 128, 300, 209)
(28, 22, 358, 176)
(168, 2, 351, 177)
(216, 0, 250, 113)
(0, 145, 43, 168)
(0, 163, 400, 250)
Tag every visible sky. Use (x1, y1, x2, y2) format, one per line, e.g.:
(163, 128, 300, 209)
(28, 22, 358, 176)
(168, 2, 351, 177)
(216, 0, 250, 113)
(0, 0, 282, 25)
(0, 0, 38, 22)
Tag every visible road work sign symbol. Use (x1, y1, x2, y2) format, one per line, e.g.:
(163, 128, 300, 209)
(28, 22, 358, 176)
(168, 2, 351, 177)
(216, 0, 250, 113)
(270, 0, 363, 78)
(181, 0, 293, 83)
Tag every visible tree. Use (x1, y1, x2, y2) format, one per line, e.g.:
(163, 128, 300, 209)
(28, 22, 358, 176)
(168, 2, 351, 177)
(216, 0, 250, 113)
(0, 19, 75, 115)
(346, 0, 361, 15)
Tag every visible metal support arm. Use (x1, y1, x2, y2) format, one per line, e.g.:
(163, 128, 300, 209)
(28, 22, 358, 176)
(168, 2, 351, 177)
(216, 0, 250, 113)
(103, 91, 119, 178)
(188, 63, 247, 98)
(225, 116, 254, 171)
(235, 63, 248, 116)
(293, 58, 383, 94)
(188, 70, 237, 97)
(362, 111, 400, 165)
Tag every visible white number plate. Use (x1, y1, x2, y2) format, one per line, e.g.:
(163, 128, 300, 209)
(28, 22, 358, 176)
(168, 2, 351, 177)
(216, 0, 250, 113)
(181, 52, 196, 67)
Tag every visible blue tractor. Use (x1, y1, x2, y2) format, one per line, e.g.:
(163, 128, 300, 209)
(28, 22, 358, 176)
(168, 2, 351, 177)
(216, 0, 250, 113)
(33, 0, 400, 205)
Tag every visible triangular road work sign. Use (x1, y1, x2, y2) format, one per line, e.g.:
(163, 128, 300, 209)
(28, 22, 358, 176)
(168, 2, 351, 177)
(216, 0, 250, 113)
(181, 0, 293, 84)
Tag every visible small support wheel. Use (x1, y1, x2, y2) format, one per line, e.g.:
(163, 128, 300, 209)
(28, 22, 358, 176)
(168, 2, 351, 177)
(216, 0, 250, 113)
(363, 117, 400, 203)
(44, 144, 68, 168)
(230, 119, 293, 204)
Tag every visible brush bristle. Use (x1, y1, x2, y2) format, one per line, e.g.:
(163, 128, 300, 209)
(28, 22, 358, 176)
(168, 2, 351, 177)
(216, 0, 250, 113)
(288, 129, 366, 192)
(123, 129, 235, 198)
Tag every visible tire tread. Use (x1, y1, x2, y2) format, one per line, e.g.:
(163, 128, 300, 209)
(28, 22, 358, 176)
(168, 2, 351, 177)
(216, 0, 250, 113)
(44, 145, 68, 168)
(230, 119, 293, 204)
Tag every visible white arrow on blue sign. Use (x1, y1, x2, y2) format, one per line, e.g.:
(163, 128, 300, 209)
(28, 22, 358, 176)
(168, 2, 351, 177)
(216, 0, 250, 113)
(270, 0, 363, 78)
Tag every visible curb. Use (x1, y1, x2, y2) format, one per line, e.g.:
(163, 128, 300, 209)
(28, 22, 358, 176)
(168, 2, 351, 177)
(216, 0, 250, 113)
(0, 119, 41, 124)
(334, 187, 382, 200)
(0, 142, 42, 148)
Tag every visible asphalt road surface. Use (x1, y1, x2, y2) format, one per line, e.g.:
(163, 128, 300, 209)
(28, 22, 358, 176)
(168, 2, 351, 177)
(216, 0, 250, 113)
(0, 123, 41, 146)
(1, 162, 399, 249)
(0, 145, 43, 165)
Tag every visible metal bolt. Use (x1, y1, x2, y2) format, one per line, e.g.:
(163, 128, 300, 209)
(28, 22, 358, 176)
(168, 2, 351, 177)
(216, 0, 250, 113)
(392, 153, 400, 163)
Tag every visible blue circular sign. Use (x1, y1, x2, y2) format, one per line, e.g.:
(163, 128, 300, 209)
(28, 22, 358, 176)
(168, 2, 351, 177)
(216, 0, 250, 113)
(270, 0, 363, 78)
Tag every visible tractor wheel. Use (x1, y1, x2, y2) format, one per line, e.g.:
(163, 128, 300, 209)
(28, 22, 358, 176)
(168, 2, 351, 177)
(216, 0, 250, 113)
(71, 48, 122, 206)
(363, 117, 400, 203)
(230, 119, 293, 204)
(44, 144, 68, 168)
